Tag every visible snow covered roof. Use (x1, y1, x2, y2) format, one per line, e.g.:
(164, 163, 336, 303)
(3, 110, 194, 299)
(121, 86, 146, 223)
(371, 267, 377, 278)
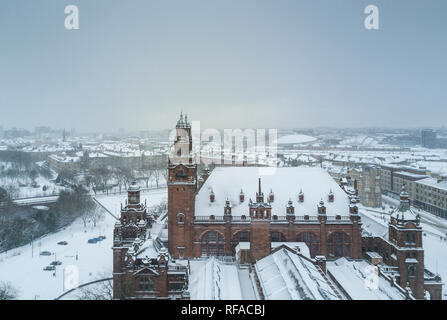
(255, 248, 340, 300)
(271, 242, 311, 259)
(326, 258, 407, 300)
(394, 171, 428, 179)
(189, 258, 246, 300)
(417, 177, 447, 191)
(276, 134, 317, 145)
(195, 167, 350, 217)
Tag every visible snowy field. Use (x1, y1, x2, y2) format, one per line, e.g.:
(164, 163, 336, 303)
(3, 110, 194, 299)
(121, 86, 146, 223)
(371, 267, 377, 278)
(0, 188, 167, 300)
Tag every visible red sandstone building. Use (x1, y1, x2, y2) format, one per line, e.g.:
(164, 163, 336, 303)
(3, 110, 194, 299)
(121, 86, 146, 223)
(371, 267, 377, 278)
(112, 114, 442, 300)
(168, 115, 362, 261)
(112, 182, 189, 300)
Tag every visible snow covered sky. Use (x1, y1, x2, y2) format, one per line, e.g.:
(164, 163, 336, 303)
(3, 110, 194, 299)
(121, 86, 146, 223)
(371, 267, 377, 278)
(1, 0, 446, 132)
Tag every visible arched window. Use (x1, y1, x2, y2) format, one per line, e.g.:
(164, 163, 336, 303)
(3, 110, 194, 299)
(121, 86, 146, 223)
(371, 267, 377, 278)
(231, 231, 250, 253)
(201, 231, 224, 257)
(271, 231, 286, 242)
(406, 233, 416, 244)
(327, 232, 351, 258)
(296, 232, 319, 257)
(408, 265, 416, 277)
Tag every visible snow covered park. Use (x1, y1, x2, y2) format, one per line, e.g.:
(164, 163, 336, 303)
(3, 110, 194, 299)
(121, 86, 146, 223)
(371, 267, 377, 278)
(0, 188, 167, 300)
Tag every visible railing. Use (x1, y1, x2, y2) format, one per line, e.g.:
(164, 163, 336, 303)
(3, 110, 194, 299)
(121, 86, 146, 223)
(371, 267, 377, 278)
(194, 216, 225, 222)
(327, 216, 351, 222)
(193, 215, 353, 223)
(295, 215, 319, 222)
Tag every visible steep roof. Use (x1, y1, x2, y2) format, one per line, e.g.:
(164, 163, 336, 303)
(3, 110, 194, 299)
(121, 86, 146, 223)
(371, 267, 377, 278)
(255, 248, 340, 300)
(195, 167, 349, 217)
(326, 258, 407, 300)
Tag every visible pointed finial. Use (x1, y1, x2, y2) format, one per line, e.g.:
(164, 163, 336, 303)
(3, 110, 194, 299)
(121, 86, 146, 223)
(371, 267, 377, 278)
(258, 178, 262, 195)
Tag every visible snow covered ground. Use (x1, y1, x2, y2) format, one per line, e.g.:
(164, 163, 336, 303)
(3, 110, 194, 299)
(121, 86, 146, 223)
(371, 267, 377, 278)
(0, 188, 167, 300)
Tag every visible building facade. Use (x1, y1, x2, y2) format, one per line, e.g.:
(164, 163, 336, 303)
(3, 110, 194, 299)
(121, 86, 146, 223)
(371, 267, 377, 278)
(362, 186, 443, 300)
(167, 114, 363, 262)
(112, 182, 189, 300)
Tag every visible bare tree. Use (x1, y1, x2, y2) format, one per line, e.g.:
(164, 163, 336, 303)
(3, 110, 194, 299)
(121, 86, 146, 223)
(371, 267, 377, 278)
(0, 281, 19, 300)
(76, 278, 113, 300)
(89, 206, 105, 228)
(160, 168, 168, 186)
(141, 169, 153, 189)
(153, 169, 161, 188)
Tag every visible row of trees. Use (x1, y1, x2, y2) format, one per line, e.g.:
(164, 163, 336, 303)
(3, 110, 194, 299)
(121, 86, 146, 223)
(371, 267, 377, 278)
(0, 186, 100, 252)
(86, 166, 168, 195)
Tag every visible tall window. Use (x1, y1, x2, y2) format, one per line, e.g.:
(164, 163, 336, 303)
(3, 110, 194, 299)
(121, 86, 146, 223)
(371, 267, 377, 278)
(201, 231, 224, 256)
(408, 265, 416, 277)
(406, 233, 416, 244)
(327, 232, 351, 258)
(296, 232, 319, 257)
(270, 231, 286, 242)
(231, 231, 250, 253)
(138, 277, 154, 292)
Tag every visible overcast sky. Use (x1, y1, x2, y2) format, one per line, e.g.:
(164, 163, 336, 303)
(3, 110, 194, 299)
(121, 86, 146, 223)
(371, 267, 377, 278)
(0, 0, 446, 132)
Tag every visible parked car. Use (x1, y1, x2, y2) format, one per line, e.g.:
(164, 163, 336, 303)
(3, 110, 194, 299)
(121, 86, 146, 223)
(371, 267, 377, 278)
(97, 236, 106, 240)
(50, 260, 62, 266)
(43, 266, 56, 271)
(40, 251, 52, 256)
(57, 241, 68, 245)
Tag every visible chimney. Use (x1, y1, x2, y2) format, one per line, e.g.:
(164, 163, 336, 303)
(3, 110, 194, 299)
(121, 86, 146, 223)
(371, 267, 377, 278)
(298, 189, 304, 202)
(328, 189, 334, 202)
(239, 189, 245, 203)
(269, 189, 274, 203)
(210, 188, 215, 203)
(318, 199, 326, 215)
(224, 198, 232, 219)
(286, 199, 295, 218)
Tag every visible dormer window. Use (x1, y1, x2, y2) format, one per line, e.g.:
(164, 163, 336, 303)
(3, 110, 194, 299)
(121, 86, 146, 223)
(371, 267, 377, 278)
(177, 213, 185, 224)
(240, 189, 245, 203)
(298, 190, 304, 202)
(328, 190, 334, 202)
(269, 189, 274, 202)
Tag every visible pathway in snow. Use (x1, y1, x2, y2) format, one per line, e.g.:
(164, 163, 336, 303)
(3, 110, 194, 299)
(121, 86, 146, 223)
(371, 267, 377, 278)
(0, 188, 167, 300)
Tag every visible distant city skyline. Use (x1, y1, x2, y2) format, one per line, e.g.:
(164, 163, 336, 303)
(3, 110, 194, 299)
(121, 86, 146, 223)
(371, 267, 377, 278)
(1, 1, 446, 132)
